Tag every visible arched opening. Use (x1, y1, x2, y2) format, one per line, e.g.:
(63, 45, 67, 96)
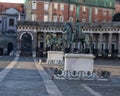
(0, 48, 3, 55)
(7, 43, 13, 55)
(21, 33, 32, 56)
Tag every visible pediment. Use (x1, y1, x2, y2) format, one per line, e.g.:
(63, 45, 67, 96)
(5, 8, 19, 14)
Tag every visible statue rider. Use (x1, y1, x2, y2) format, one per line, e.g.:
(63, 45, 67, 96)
(75, 19, 85, 40)
(75, 19, 80, 38)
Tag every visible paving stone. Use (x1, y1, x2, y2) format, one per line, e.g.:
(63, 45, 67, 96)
(88, 85, 120, 96)
(0, 56, 120, 96)
(0, 56, 14, 72)
(0, 57, 49, 96)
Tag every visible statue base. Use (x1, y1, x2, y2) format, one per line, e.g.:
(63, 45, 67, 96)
(47, 51, 64, 64)
(64, 54, 95, 72)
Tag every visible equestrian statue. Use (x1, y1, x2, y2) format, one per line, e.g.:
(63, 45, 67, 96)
(63, 20, 92, 53)
(46, 33, 63, 51)
(63, 21, 74, 52)
(75, 20, 92, 53)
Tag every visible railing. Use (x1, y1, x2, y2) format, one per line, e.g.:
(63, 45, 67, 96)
(18, 21, 120, 27)
(17, 21, 64, 27)
(6, 32, 16, 36)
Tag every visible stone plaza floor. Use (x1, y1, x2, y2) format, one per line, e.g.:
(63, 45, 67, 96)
(0, 56, 14, 72)
(0, 56, 120, 96)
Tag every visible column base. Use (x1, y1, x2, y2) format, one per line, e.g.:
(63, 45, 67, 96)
(108, 54, 111, 57)
(118, 55, 120, 57)
(16, 51, 21, 57)
(32, 51, 36, 57)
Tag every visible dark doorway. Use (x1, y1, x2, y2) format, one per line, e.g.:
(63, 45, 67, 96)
(7, 43, 13, 55)
(21, 33, 32, 56)
(37, 42, 44, 57)
(0, 48, 3, 55)
(112, 44, 115, 51)
(40, 42, 44, 49)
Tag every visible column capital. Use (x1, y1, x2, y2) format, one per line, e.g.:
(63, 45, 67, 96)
(109, 33, 112, 35)
(100, 33, 103, 35)
(99, 33, 103, 38)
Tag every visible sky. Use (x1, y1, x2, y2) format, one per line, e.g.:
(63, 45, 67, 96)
(0, 0, 25, 3)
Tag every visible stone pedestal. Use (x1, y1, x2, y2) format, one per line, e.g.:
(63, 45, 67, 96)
(64, 54, 95, 72)
(47, 51, 64, 64)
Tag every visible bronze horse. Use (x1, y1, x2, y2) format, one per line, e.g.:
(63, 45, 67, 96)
(46, 33, 63, 51)
(63, 21, 92, 53)
(63, 22, 74, 48)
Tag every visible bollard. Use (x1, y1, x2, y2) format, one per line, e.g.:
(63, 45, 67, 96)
(39, 59, 41, 64)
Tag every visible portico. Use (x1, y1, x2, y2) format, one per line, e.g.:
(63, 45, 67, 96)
(17, 21, 120, 57)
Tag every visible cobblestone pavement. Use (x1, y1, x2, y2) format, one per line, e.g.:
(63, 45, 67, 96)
(41, 57, 120, 96)
(0, 56, 120, 96)
(53, 76, 120, 96)
(94, 58, 120, 76)
(0, 57, 49, 96)
(0, 56, 14, 72)
(94, 58, 120, 66)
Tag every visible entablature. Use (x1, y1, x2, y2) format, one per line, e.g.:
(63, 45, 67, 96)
(17, 21, 120, 34)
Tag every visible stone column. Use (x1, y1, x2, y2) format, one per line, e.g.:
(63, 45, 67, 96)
(95, 34, 98, 49)
(118, 34, 120, 56)
(16, 39, 21, 56)
(105, 34, 109, 49)
(90, 33, 93, 43)
(17, 39, 21, 51)
(99, 33, 103, 55)
(108, 33, 112, 56)
(90, 33, 93, 49)
(44, 32, 47, 55)
(90, 33, 93, 39)
(16, 33, 21, 56)
(32, 32, 37, 57)
(116, 34, 119, 49)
